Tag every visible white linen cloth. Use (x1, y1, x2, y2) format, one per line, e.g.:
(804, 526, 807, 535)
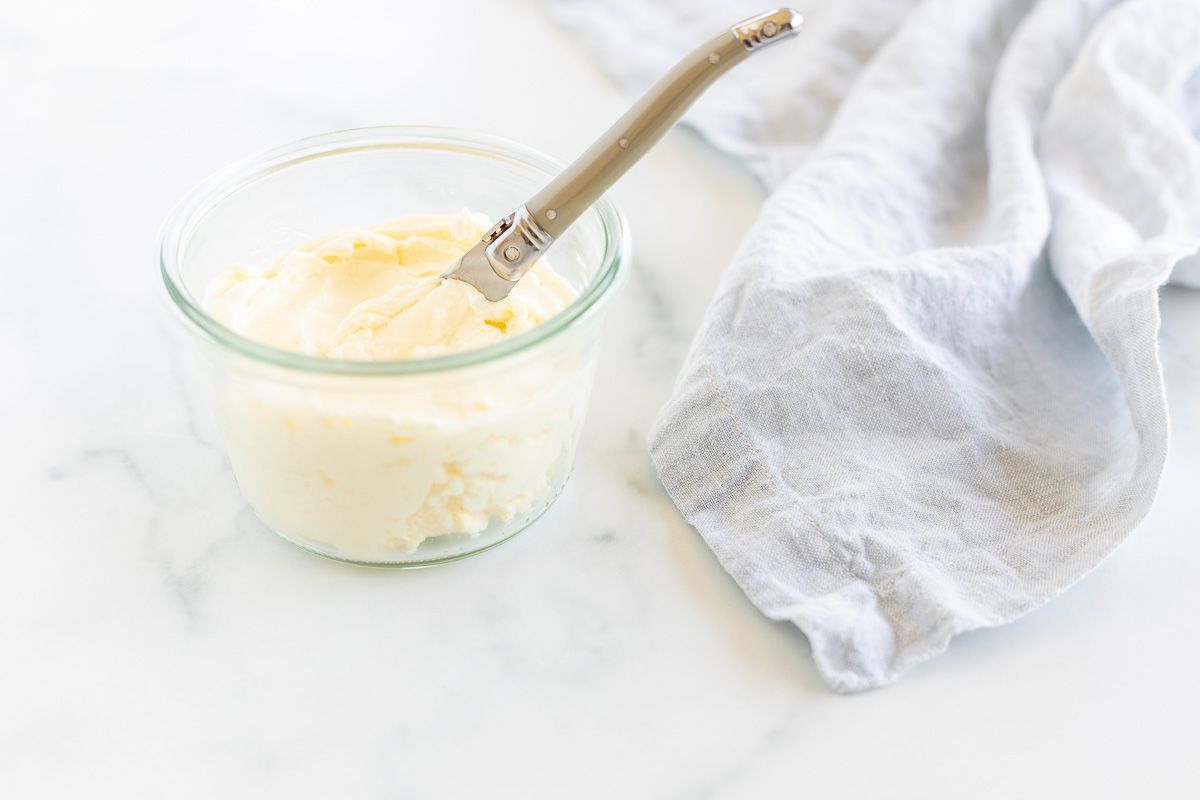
(544, 0, 1200, 691)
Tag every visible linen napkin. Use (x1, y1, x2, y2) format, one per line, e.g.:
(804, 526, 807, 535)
(544, 0, 1200, 691)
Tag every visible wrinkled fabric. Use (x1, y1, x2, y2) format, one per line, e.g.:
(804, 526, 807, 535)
(544, 0, 1200, 691)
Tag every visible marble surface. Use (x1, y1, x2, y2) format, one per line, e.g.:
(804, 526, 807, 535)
(3, 0, 1198, 796)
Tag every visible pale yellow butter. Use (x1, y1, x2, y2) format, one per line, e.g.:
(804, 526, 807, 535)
(203, 211, 587, 559)
(205, 211, 576, 360)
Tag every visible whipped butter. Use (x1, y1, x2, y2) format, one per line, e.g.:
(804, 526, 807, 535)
(206, 212, 575, 360)
(203, 211, 592, 560)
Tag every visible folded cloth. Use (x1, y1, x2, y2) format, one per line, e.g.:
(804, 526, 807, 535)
(544, 0, 1200, 691)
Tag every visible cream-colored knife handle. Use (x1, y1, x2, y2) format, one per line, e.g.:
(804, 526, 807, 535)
(444, 8, 802, 301)
(529, 8, 801, 238)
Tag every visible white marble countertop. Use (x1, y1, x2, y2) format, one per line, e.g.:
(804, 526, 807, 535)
(5, 0, 1199, 796)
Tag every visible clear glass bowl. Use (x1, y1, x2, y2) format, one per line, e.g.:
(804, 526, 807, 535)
(159, 127, 628, 567)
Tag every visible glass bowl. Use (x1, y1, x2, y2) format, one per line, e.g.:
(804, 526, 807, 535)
(159, 126, 628, 567)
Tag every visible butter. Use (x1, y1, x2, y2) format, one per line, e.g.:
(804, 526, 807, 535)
(205, 211, 576, 360)
(202, 211, 589, 559)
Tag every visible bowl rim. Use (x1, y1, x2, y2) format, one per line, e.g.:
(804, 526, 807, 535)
(158, 125, 629, 376)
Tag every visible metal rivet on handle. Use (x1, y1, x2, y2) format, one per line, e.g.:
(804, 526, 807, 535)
(618, 137, 629, 149)
(503, 246, 520, 262)
(708, 52, 720, 64)
(762, 20, 779, 37)
(546, 209, 557, 220)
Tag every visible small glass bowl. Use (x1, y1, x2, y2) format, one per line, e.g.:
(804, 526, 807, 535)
(159, 127, 628, 567)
